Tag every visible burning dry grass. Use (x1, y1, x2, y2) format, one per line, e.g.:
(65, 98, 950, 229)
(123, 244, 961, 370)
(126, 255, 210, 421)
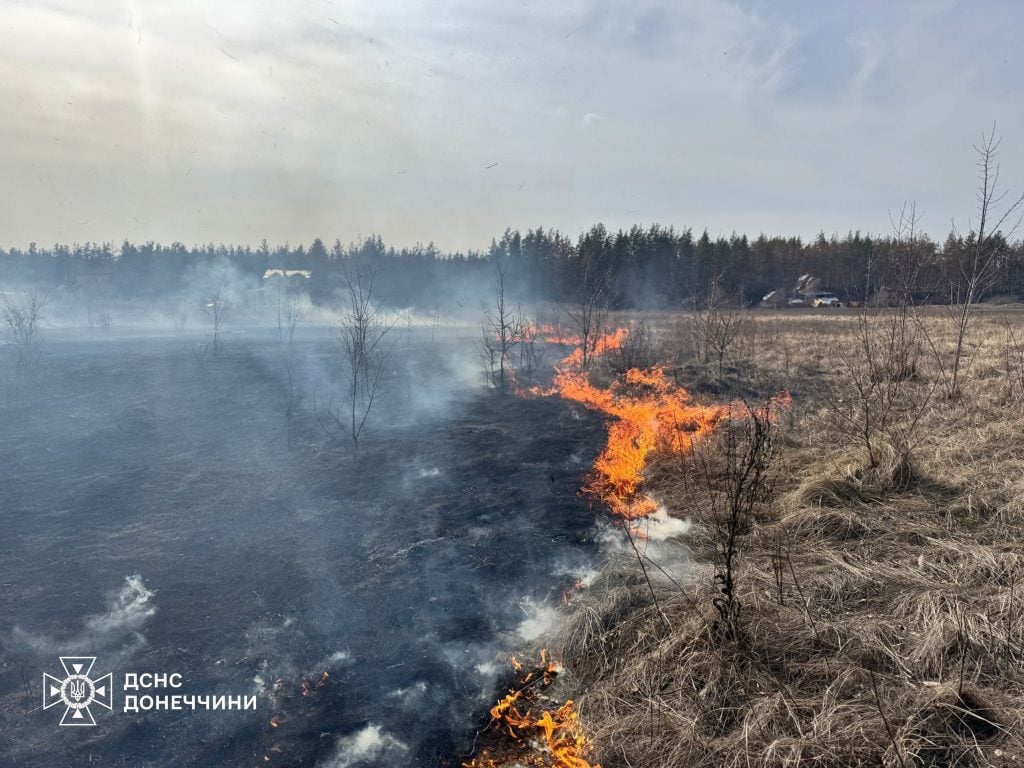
(528, 326, 726, 520)
(465, 651, 596, 768)
(548, 309, 1024, 768)
(466, 326, 722, 767)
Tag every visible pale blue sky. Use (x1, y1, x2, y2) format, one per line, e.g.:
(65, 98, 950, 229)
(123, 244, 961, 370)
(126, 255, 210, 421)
(1, 0, 1021, 250)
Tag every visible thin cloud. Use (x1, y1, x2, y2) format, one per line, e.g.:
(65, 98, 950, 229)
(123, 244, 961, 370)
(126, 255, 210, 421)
(0, 0, 1021, 250)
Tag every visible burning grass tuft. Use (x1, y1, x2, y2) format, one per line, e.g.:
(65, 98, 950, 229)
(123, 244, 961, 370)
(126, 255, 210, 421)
(464, 651, 600, 768)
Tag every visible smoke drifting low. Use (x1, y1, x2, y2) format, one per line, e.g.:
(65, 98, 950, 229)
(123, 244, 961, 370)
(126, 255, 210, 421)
(9, 575, 157, 669)
(0, 277, 623, 767)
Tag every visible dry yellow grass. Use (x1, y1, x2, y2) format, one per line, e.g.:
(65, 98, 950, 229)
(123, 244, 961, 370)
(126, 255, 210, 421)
(555, 307, 1024, 768)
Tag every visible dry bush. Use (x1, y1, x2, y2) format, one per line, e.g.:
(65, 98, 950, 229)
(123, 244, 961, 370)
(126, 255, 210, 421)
(686, 288, 749, 379)
(515, 320, 547, 388)
(198, 283, 231, 355)
(1, 290, 46, 370)
(996, 317, 1024, 402)
(314, 258, 396, 452)
(822, 307, 937, 481)
(607, 320, 657, 374)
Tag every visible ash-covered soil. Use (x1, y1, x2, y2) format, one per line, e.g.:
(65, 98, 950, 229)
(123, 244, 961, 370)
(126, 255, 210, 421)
(0, 329, 604, 767)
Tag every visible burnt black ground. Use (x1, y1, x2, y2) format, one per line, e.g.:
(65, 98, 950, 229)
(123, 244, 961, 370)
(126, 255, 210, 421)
(0, 329, 604, 767)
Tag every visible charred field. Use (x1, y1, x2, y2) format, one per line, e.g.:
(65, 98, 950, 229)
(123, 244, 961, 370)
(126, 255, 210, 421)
(0, 328, 607, 767)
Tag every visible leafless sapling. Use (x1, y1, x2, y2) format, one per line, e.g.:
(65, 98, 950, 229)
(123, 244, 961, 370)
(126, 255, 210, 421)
(479, 249, 523, 391)
(944, 126, 1023, 399)
(199, 283, 231, 355)
(276, 289, 305, 346)
(565, 250, 610, 371)
(1, 290, 46, 371)
(690, 280, 748, 379)
(690, 398, 782, 642)
(315, 258, 396, 452)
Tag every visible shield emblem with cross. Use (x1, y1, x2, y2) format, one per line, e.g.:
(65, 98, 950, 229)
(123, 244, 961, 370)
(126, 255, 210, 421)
(42, 656, 113, 726)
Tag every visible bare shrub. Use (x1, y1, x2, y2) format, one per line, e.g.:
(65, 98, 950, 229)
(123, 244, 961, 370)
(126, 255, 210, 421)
(189, 340, 211, 377)
(930, 127, 1024, 400)
(688, 398, 783, 640)
(314, 258, 396, 452)
(479, 250, 523, 391)
(515, 321, 546, 388)
(276, 294, 305, 425)
(199, 283, 231, 355)
(477, 324, 500, 390)
(824, 304, 936, 480)
(687, 282, 748, 378)
(998, 317, 1024, 401)
(276, 292, 305, 346)
(283, 353, 302, 426)
(607, 321, 656, 374)
(1, 291, 46, 370)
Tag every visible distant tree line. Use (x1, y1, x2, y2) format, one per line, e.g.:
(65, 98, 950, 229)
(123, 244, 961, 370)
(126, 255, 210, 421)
(2, 224, 1023, 308)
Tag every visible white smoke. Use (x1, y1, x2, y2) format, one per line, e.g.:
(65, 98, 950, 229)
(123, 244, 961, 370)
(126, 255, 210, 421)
(642, 506, 692, 541)
(9, 574, 156, 662)
(320, 724, 408, 768)
(323, 650, 352, 666)
(474, 661, 498, 677)
(82, 574, 156, 637)
(515, 599, 561, 642)
(591, 508, 694, 588)
(387, 680, 428, 708)
(553, 560, 599, 588)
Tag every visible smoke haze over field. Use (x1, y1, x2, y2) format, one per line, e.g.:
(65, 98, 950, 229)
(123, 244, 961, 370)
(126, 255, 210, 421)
(0, 327, 622, 766)
(2, 1, 1023, 249)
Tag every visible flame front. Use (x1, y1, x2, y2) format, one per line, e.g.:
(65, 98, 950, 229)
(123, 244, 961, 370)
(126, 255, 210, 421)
(466, 326, 726, 767)
(536, 328, 725, 520)
(466, 324, 788, 767)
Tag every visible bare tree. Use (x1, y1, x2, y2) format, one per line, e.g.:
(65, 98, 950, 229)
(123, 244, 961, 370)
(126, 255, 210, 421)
(887, 202, 933, 305)
(315, 259, 395, 452)
(276, 291, 305, 426)
(944, 126, 1024, 399)
(189, 339, 211, 378)
(1, 291, 46, 371)
(276, 289, 305, 346)
(515, 320, 546, 388)
(690, 280, 747, 379)
(478, 322, 500, 388)
(565, 251, 610, 371)
(199, 284, 231, 355)
(480, 251, 523, 391)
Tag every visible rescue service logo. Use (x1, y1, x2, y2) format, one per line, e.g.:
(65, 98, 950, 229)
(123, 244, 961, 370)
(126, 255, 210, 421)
(40, 657, 257, 729)
(42, 656, 114, 726)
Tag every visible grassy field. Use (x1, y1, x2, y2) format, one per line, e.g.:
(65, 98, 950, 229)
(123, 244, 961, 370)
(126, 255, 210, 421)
(555, 305, 1024, 768)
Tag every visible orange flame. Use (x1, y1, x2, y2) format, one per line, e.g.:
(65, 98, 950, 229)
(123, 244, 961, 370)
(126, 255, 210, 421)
(464, 652, 599, 768)
(472, 324, 788, 768)
(531, 327, 725, 520)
